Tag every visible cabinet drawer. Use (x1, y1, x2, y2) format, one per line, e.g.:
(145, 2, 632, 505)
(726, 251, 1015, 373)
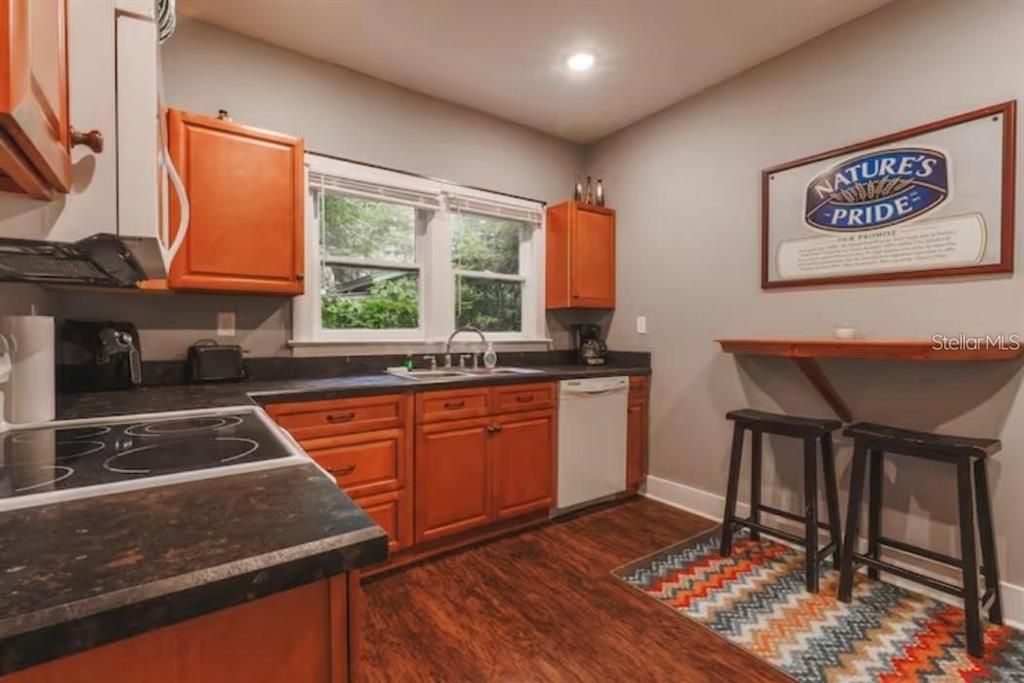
(268, 394, 405, 439)
(415, 387, 490, 424)
(492, 382, 556, 414)
(354, 488, 412, 552)
(302, 428, 406, 497)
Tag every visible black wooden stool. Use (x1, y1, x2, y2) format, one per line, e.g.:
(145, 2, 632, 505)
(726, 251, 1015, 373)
(721, 409, 843, 593)
(837, 422, 1003, 658)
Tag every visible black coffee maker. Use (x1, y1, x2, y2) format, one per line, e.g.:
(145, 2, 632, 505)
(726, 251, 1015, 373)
(59, 320, 143, 392)
(574, 324, 607, 366)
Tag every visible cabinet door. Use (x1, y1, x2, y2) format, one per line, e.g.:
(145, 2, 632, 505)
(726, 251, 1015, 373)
(415, 417, 491, 543)
(354, 488, 412, 552)
(491, 410, 555, 520)
(0, 0, 71, 198)
(626, 399, 648, 490)
(0, 578, 346, 683)
(570, 206, 615, 308)
(167, 109, 304, 295)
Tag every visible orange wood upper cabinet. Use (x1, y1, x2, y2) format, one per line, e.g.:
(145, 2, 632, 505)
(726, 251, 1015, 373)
(546, 201, 616, 309)
(491, 409, 555, 520)
(414, 417, 492, 543)
(167, 109, 304, 295)
(0, 0, 74, 199)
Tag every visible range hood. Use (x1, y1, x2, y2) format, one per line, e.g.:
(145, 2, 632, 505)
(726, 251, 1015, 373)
(0, 235, 166, 287)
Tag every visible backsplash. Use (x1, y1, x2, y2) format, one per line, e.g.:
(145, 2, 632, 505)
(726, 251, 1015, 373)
(47, 288, 606, 362)
(59, 349, 651, 392)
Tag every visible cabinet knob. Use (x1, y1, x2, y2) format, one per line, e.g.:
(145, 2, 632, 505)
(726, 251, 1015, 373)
(70, 128, 104, 154)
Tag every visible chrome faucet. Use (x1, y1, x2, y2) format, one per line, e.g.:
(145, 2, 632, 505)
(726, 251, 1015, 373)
(444, 326, 488, 368)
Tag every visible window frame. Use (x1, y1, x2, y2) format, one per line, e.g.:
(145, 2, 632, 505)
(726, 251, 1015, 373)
(293, 155, 547, 346)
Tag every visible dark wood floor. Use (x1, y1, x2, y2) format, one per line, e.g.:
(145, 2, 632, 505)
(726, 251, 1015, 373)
(362, 498, 789, 682)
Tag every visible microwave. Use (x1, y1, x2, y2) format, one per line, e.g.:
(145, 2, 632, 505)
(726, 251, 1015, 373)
(0, 0, 187, 287)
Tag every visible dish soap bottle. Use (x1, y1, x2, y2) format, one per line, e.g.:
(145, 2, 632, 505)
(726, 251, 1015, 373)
(483, 342, 498, 370)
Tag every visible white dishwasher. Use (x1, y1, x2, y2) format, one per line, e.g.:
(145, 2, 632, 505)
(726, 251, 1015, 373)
(556, 376, 629, 514)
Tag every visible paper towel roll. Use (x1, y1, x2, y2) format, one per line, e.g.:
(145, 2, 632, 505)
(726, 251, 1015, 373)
(0, 315, 55, 424)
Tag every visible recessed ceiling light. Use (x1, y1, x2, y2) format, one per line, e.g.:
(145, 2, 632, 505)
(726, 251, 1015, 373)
(566, 52, 595, 72)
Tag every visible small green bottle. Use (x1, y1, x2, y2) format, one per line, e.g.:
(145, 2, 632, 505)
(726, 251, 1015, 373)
(404, 354, 414, 371)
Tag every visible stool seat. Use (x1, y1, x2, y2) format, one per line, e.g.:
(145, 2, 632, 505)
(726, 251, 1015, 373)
(844, 422, 1001, 458)
(727, 409, 841, 436)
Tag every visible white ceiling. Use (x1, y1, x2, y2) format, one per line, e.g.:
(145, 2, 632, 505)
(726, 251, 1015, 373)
(179, 0, 892, 144)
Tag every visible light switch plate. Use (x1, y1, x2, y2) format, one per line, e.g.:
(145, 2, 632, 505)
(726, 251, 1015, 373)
(636, 316, 647, 334)
(217, 311, 236, 337)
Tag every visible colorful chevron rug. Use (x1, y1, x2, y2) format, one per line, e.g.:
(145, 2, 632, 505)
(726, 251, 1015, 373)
(614, 528, 1024, 682)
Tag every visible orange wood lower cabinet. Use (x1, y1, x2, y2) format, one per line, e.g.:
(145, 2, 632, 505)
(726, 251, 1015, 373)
(626, 377, 650, 490)
(268, 394, 414, 553)
(414, 416, 492, 543)
(491, 410, 556, 520)
(1, 573, 361, 683)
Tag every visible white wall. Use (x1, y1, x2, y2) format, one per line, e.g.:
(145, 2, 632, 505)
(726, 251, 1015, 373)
(587, 0, 1024, 583)
(54, 18, 585, 359)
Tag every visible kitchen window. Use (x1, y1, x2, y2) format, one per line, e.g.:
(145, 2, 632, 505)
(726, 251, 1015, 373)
(320, 194, 423, 334)
(294, 155, 546, 346)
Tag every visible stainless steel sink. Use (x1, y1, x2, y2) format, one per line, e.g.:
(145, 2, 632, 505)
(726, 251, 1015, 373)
(459, 367, 543, 376)
(388, 367, 543, 381)
(389, 369, 469, 381)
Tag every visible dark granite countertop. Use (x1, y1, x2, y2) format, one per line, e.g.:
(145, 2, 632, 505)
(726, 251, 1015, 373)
(57, 362, 651, 420)
(0, 463, 388, 675)
(4, 353, 649, 674)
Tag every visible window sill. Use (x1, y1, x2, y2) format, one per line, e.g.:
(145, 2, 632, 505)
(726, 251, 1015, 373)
(288, 337, 554, 358)
(288, 337, 554, 347)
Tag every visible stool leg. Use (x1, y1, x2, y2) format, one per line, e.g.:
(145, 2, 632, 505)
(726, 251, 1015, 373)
(867, 449, 884, 580)
(838, 441, 868, 603)
(803, 436, 819, 593)
(974, 458, 1003, 625)
(820, 432, 842, 569)
(750, 429, 762, 541)
(720, 424, 745, 557)
(957, 460, 983, 658)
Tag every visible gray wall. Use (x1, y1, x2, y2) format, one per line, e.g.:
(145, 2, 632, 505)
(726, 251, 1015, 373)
(56, 18, 585, 359)
(587, 0, 1024, 583)
(0, 285, 51, 316)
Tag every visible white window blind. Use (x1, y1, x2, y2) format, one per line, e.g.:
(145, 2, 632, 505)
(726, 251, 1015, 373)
(309, 171, 441, 211)
(443, 192, 544, 225)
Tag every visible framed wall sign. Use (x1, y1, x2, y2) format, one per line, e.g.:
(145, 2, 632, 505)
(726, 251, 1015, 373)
(761, 101, 1016, 289)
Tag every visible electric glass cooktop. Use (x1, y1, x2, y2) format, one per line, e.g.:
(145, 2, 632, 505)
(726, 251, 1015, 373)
(0, 407, 308, 511)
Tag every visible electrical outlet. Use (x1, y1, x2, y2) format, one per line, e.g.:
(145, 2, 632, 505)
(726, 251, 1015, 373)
(217, 311, 236, 337)
(636, 316, 647, 334)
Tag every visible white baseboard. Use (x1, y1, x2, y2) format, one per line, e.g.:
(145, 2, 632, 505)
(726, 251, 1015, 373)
(643, 474, 1024, 629)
